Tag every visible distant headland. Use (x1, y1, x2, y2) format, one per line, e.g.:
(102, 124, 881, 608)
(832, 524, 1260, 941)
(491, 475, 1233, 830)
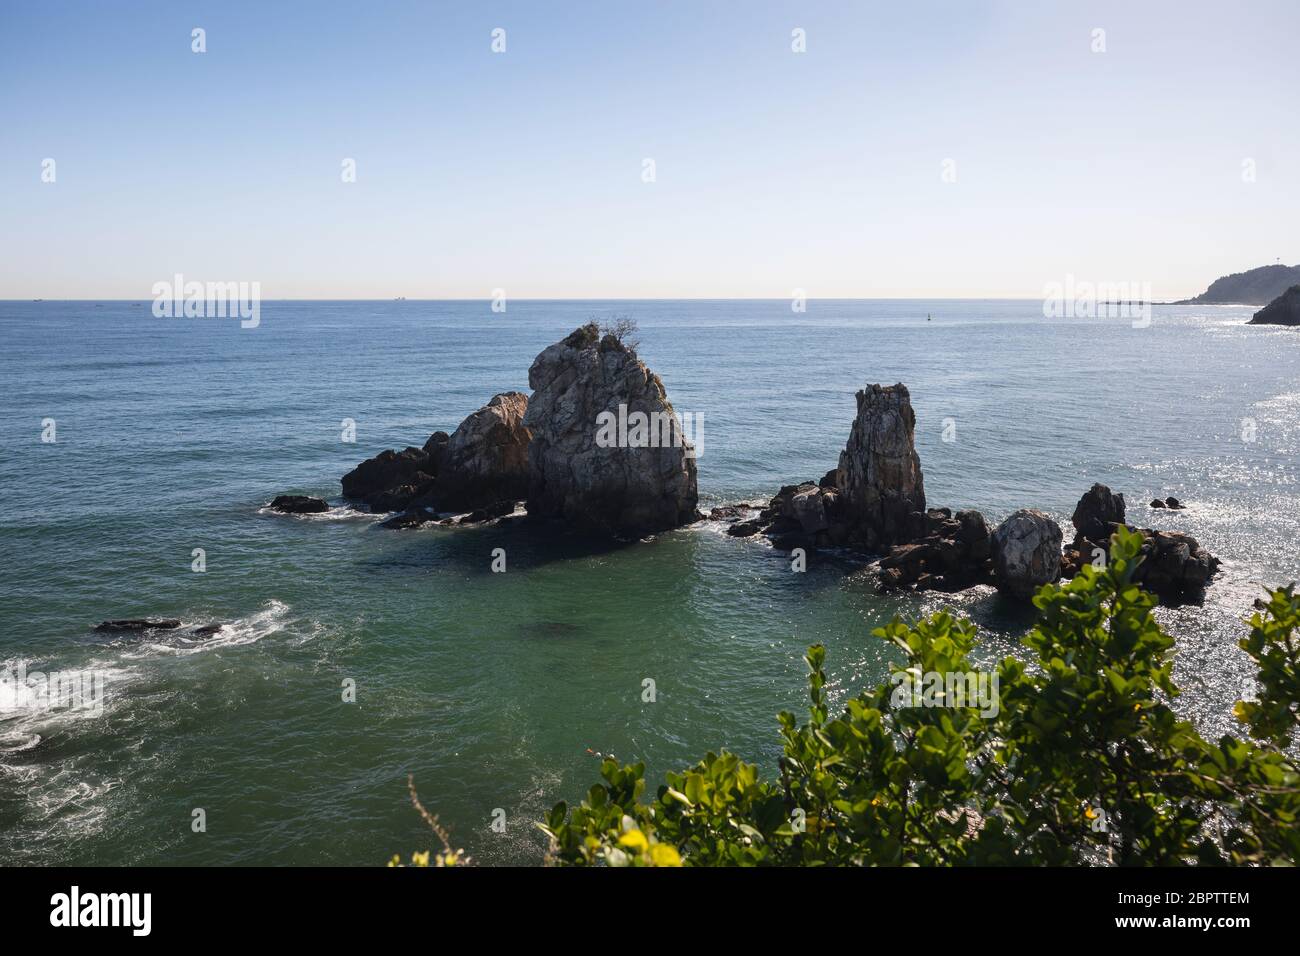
(1175, 263, 1300, 305)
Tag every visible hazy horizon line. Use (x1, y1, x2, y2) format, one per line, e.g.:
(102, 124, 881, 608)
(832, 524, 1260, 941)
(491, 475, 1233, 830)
(4, 295, 1208, 304)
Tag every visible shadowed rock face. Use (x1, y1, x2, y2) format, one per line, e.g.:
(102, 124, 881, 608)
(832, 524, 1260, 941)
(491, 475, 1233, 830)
(1071, 483, 1126, 541)
(340, 393, 529, 515)
(269, 494, 329, 514)
(991, 509, 1063, 599)
(876, 507, 994, 593)
(835, 384, 926, 549)
(1249, 285, 1300, 326)
(523, 324, 699, 537)
(434, 391, 531, 511)
(341, 447, 435, 508)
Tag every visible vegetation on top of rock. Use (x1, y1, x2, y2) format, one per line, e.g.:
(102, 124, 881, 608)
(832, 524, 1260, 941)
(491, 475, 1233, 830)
(599, 316, 640, 352)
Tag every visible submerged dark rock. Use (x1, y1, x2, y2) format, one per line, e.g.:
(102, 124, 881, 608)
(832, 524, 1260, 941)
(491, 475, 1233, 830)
(94, 619, 182, 632)
(380, 509, 436, 529)
(269, 494, 329, 514)
(460, 499, 519, 524)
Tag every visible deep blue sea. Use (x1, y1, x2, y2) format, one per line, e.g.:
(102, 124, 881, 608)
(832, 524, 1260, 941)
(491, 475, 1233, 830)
(1, 299, 1297, 865)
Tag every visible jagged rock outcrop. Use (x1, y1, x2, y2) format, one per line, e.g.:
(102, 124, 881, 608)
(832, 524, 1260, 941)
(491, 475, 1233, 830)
(1062, 527, 1220, 597)
(732, 383, 925, 553)
(341, 447, 437, 511)
(433, 392, 531, 511)
(759, 482, 848, 550)
(991, 509, 1063, 599)
(523, 324, 699, 537)
(1071, 483, 1125, 540)
(876, 508, 994, 592)
(1060, 484, 1220, 599)
(1249, 285, 1300, 326)
(836, 384, 926, 549)
(341, 393, 530, 517)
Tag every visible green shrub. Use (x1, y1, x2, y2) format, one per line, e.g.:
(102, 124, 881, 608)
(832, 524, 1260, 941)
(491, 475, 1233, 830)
(541, 527, 1300, 866)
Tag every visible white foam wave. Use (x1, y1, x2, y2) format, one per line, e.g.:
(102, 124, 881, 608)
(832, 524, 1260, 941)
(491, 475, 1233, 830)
(127, 599, 294, 658)
(257, 502, 383, 522)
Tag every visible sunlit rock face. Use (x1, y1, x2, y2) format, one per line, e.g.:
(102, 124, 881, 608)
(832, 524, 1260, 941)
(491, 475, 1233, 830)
(835, 383, 927, 550)
(523, 324, 698, 537)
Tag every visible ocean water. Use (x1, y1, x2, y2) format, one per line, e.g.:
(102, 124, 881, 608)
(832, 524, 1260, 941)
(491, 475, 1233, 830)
(0, 299, 1297, 866)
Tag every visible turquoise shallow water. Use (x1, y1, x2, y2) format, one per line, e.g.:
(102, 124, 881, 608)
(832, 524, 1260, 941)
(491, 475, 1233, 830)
(0, 299, 1297, 865)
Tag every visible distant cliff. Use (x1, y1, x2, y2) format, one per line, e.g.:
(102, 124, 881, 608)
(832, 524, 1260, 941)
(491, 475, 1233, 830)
(1176, 264, 1300, 305)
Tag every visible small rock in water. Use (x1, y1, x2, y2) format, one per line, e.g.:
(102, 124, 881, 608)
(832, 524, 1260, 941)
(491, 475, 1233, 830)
(191, 624, 224, 637)
(1149, 498, 1167, 509)
(381, 509, 435, 529)
(269, 494, 329, 514)
(1164, 496, 1185, 510)
(460, 499, 518, 524)
(709, 504, 751, 521)
(94, 619, 182, 632)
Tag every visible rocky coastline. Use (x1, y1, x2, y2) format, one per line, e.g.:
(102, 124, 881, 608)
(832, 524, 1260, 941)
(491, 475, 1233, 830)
(706, 387, 1221, 605)
(266, 322, 1222, 607)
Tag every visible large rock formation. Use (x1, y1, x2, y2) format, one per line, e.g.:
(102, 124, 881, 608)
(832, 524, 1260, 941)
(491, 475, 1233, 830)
(1249, 285, 1300, 326)
(433, 392, 531, 510)
(341, 392, 531, 516)
(990, 509, 1063, 599)
(523, 324, 699, 536)
(726, 383, 926, 553)
(836, 385, 926, 549)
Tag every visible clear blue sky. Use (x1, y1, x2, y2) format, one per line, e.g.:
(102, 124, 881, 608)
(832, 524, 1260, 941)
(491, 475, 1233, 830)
(1, 0, 1296, 299)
